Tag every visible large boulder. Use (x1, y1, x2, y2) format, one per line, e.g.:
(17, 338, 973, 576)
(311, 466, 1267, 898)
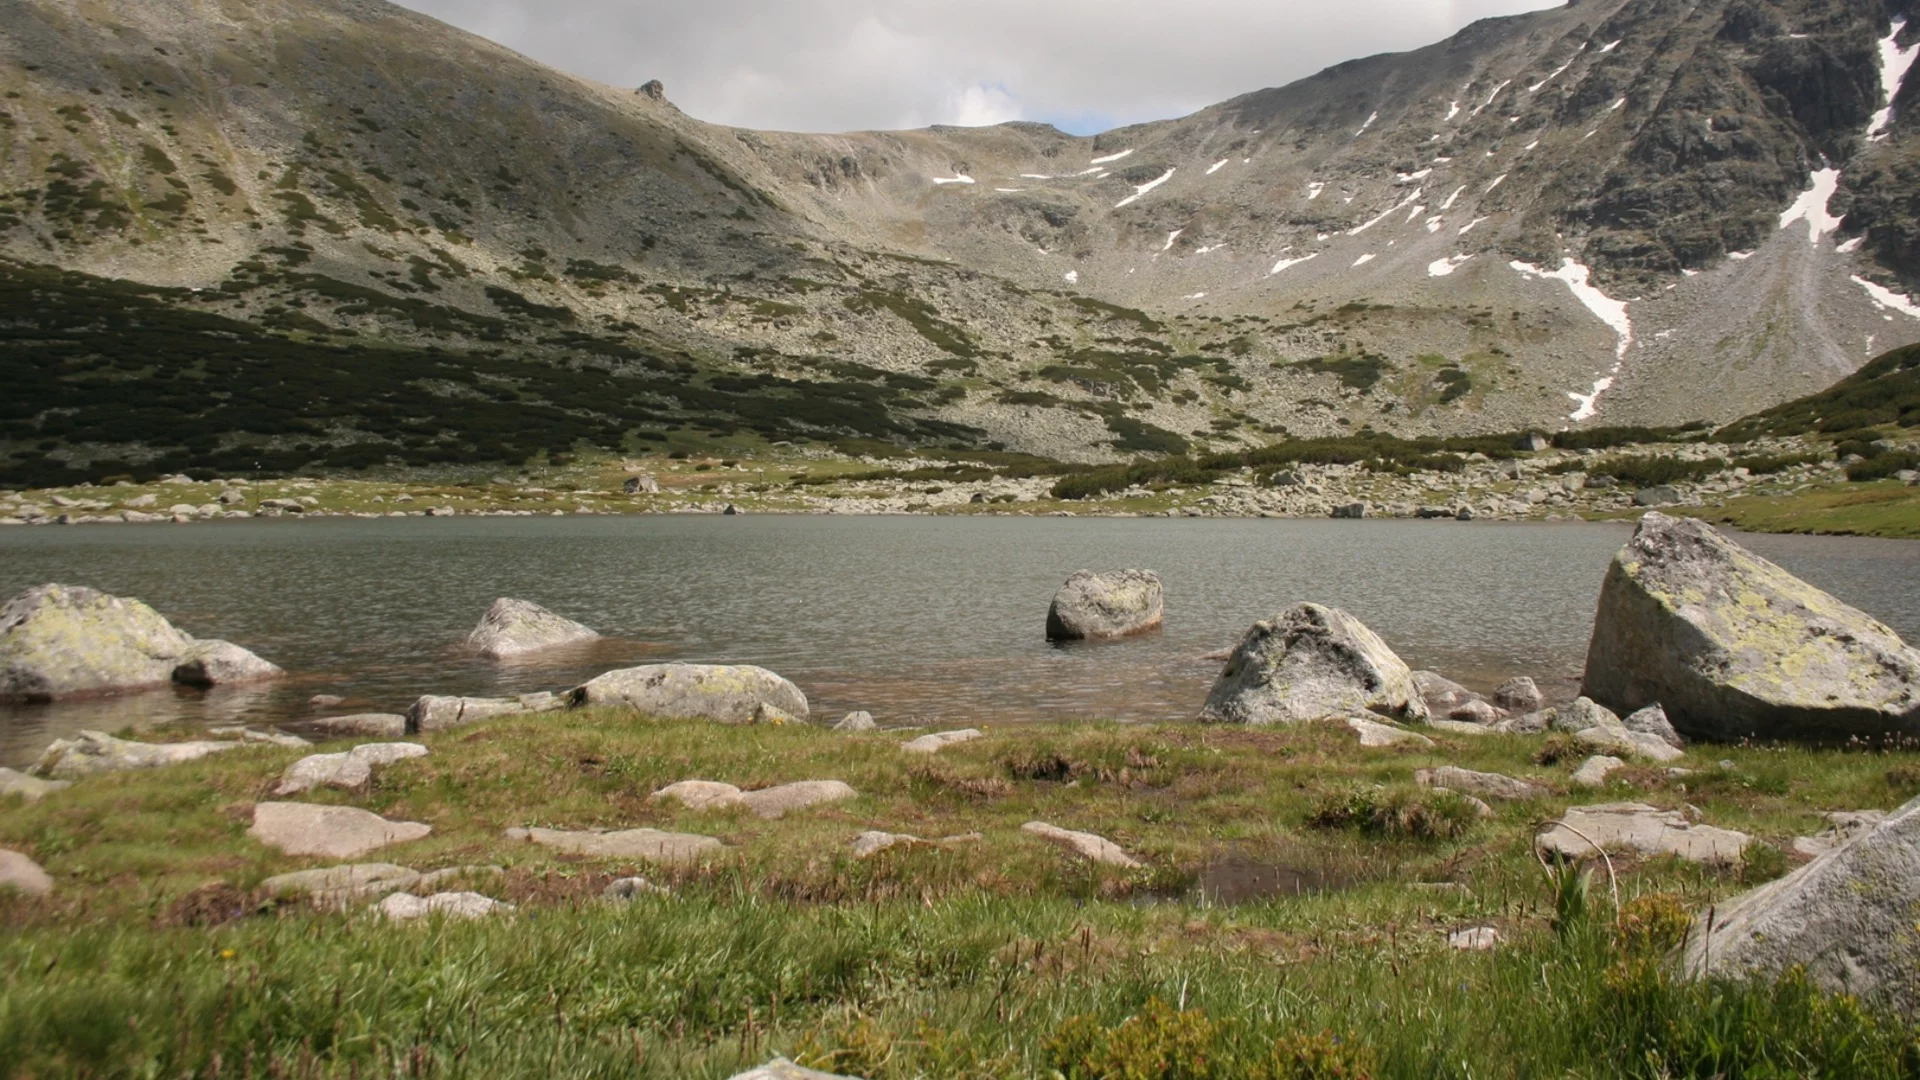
(1045, 570, 1164, 641)
(1199, 603, 1427, 725)
(569, 663, 808, 723)
(1582, 513, 1920, 743)
(465, 598, 600, 659)
(1683, 795, 1920, 1014)
(0, 584, 282, 701)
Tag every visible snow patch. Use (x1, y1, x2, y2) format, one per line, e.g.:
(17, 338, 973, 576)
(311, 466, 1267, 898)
(931, 174, 975, 185)
(1184, 292, 1207, 299)
(1307, 181, 1326, 200)
(1269, 253, 1319, 276)
(1090, 149, 1134, 165)
(1063, 270, 1078, 285)
(1854, 275, 1920, 319)
(1425, 216, 1445, 233)
(1395, 168, 1433, 185)
(1529, 45, 1586, 93)
(1838, 236, 1865, 254)
(1458, 216, 1489, 235)
(1510, 259, 1634, 359)
(1599, 39, 1621, 53)
(1206, 159, 1229, 175)
(994, 187, 1025, 193)
(1405, 202, 1427, 223)
(1163, 229, 1182, 251)
(1440, 185, 1467, 210)
(1428, 254, 1473, 277)
(1355, 111, 1379, 136)
(1777, 168, 1844, 243)
(1566, 377, 1616, 422)
(1727, 251, 1753, 261)
(1446, 100, 1462, 121)
(1019, 173, 1053, 180)
(1114, 167, 1175, 209)
(1869, 18, 1918, 141)
(1609, 97, 1627, 111)
(1353, 253, 1376, 267)
(1195, 243, 1227, 255)
(1523, 139, 1540, 152)
(1470, 80, 1511, 119)
(1348, 189, 1424, 236)
(1485, 174, 1508, 194)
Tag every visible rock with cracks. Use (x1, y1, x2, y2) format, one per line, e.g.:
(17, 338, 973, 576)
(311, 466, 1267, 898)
(1537, 802, 1749, 864)
(248, 803, 432, 860)
(569, 663, 809, 723)
(1582, 513, 1920, 743)
(1200, 603, 1427, 725)
(1022, 821, 1143, 868)
(465, 598, 600, 659)
(1683, 794, 1920, 1015)
(1045, 570, 1165, 641)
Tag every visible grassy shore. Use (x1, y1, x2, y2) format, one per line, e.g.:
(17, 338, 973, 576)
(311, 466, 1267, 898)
(6, 709, 1920, 1077)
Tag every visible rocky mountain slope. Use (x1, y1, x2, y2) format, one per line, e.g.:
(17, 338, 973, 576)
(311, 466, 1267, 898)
(1, 0, 1918, 483)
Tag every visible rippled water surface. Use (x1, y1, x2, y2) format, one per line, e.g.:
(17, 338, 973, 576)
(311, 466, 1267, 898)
(4, 515, 1919, 766)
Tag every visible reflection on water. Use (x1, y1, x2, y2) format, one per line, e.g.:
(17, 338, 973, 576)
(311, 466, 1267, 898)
(4, 515, 1918, 767)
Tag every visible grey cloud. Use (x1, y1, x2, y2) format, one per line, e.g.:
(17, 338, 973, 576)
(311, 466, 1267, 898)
(393, 0, 1564, 133)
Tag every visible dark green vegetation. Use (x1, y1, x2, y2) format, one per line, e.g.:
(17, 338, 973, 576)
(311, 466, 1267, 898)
(6, 712, 1920, 1078)
(0, 262, 978, 487)
(1047, 433, 1529, 499)
(1719, 343, 1920, 441)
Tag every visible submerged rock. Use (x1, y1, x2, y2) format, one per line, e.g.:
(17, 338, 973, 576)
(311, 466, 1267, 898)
(465, 598, 600, 659)
(33, 730, 251, 779)
(569, 663, 809, 724)
(248, 803, 432, 860)
(1683, 795, 1920, 1014)
(0, 583, 281, 701)
(1200, 604, 1427, 725)
(1045, 570, 1165, 641)
(1582, 513, 1920, 743)
(1537, 802, 1748, 864)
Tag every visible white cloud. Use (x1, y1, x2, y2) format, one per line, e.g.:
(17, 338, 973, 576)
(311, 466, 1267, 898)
(394, 0, 1563, 134)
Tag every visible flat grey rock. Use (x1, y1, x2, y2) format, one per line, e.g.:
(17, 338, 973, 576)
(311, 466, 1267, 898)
(274, 743, 428, 796)
(0, 848, 53, 896)
(900, 729, 982, 754)
(1415, 766, 1546, 801)
(1571, 755, 1627, 788)
(738, 780, 857, 819)
(308, 713, 407, 738)
(34, 730, 249, 779)
(649, 780, 745, 810)
(1791, 810, 1890, 858)
(378, 891, 512, 921)
(1201, 603, 1427, 725)
(1449, 926, 1499, 950)
(466, 598, 599, 659)
(406, 695, 535, 733)
(726, 1060, 859, 1080)
(1537, 802, 1749, 864)
(1045, 569, 1164, 641)
(261, 863, 422, 906)
(505, 826, 722, 864)
(248, 802, 432, 859)
(1022, 821, 1142, 868)
(0, 766, 69, 801)
(1345, 716, 1434, 748)
(569, 663, 809, 723)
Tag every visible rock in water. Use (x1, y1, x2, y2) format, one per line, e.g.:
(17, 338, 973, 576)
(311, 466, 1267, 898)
(1683, 795, 1920, 1014)
(33, 730, 250, 779)
(465, 598, 599, 659)
(570, 663, 809, 723)
(0, 583, 281, 700)
(1582, 513, 1920, 743)
(1200, 603, 1427, 725)
(1045, 570, 1164, 641)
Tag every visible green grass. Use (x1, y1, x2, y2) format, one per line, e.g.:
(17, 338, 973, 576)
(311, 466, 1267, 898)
(1675, 482, 1920, 539)
(6, 710, 1920, 1076)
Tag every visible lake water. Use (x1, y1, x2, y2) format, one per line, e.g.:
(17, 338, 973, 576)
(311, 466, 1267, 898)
(5, 516, 1920, 767)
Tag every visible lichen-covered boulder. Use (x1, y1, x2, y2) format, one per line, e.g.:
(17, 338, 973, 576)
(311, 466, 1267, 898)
(569, 663, 808, 723)
(465, 598, 599, 659)
(1200, 603, 1427, 725)
(1682, 795, 1920, 1014)
(1045, 570, 1164, 641)
(0, 584, 281, 700)
(1582, 513, 1920, 743)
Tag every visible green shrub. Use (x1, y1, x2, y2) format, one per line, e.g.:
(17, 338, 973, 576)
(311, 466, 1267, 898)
(1847, 450, 1920, 482)
(1731, 451, 1826, 475)
(1307, 784, 1479, 841)
(1585, 454, 1726, 488)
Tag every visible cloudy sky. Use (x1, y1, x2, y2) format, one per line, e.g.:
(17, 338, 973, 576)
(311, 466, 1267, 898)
(393, 0, 1564, 135)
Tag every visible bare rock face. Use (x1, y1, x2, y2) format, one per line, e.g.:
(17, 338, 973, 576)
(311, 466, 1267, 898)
(248, 803, 432, 860)
(1200, 603, 1427, 725)
(0, 584, 281, 701)
(465, 598, 599, 660)
(1021, 821, 1143, 868)
(1583, 513, 1920, 743)
(1045, 570, 1164, 641)
(1684, 795, 1920, 1014)
(1537, 802, 1749, 864)
(570, 663, 809, 724)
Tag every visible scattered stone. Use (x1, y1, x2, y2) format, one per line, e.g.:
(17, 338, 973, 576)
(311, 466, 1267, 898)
(726, 1060, 858, 1080)
(753, 702, 798, 725)
(406, 694, 538, 733)
(272, 743, 429, 796)
(1683, 795, 1920, 1013)
(248, 803, 432, 859)
(1492, 676, 1544, 712)
(207, 726, 310, 748)
(1200, 603, 1427, 725)
(262, 863, 421, 906)
(603, 876, 668, 900)
(309, 713, 408, 738)
(310, 694, 347, 709)
(0, 583, 282, 700)
(1022, 821, 1143, 868)
(1426, 719, 1496, 736)
(851, 831, 921, 858)
(1345, 716, 1435, 748)
(1045, 570, 1165, 641)
(1621, 704, 1683, 749)
(1571, 755, 1627, 788)
(569, 663, 809, 723)
(1791, 810, 1890, 858)
(1538, 802, 1749, 864)
(900, 729, 983, 754)
(504, 826, 722, 864)
(1583, 513, 1920, 743)
(1449, 926, 1500, 950)
(650, 780, 745, 810)
(740, 780, 857, 819)
(465, 598, 600, 659)
(414, 865, 505, 892)
(1553, 697, 1684, 762)
(1494, 709, 1554, 734)
(1448, 699, 1502, 725)
(33, 730, 249, 779)
(0, 766, 69, 802)
(1413, 671, 1479, 713)
(832, 710, 877, 732)
(0, 849, 53, 896)
(379, 891, 511, 921)
(1415, 766, 1546, 801)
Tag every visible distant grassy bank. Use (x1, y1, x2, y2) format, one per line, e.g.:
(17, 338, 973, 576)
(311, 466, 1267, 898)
(5, 710, 1920, 1076)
